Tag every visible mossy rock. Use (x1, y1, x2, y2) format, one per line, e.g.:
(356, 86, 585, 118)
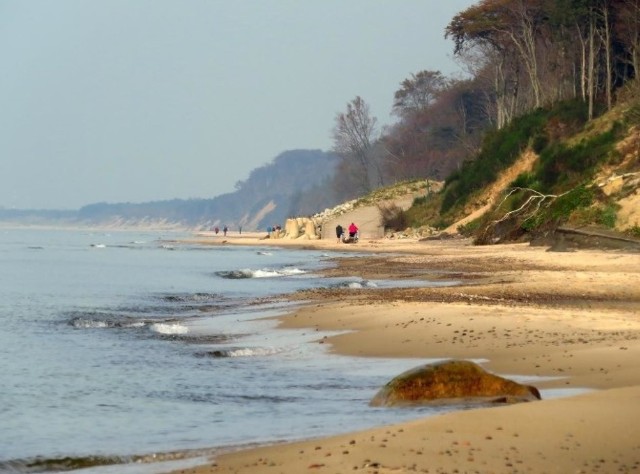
(370, 360, 541, 407)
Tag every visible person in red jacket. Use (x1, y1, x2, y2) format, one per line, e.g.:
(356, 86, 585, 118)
(348, 222, 358, 240)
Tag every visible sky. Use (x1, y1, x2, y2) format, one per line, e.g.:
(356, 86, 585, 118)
(0, 0, 477, 210)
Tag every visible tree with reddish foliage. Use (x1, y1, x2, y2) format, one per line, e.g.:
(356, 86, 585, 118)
(392, 70, 448, 119)
(382, 72, 490, 184)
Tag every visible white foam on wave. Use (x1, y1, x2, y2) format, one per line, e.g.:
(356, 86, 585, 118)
(280, 267, 306, 276)
(126, 321, 146, 328)
(71, 318, 147, 329)
(344, 280, 378, 289)
(248, 267, 306, 278)
(73, 319, 109, 328)
(90, 244, 106, 249)
(149, 323, 189, 335)
(217, 267, 307, 279)
(251, 269, 281, 278)
(224, 347, 280, 357)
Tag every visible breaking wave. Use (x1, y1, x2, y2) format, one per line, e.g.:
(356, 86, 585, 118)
(149, 322, 189, 335)
(68, 311, 194, 333)
(215, 267, 306, 279)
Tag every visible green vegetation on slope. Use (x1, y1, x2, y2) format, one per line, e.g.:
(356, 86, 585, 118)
(403, 93, 640, 243)
(441, 100, 589, 215)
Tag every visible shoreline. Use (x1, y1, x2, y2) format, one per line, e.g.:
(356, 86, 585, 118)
(168, 234, 640, 474)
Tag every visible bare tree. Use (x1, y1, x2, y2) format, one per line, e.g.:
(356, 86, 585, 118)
(446, 0, 538, 126)
(617, 0, 640, 77)
(332, 96, 380, 193)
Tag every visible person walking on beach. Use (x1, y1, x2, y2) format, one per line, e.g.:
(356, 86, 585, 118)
(335, 224, 344, 243)
(223, 225, 228, 236)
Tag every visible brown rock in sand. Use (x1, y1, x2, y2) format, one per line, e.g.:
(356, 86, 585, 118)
(370, 360, 541, 407)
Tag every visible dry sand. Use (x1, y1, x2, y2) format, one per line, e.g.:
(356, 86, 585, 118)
(169, 232, 640, 474)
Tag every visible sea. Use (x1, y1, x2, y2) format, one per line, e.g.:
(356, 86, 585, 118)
(1, 227, 468, 474)
(1, 228, 584, 474)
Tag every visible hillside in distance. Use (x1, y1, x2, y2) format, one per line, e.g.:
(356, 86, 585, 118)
(0, 149, 340, 231)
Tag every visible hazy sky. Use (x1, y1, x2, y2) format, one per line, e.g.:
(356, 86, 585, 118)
(0, 0, 477, 210)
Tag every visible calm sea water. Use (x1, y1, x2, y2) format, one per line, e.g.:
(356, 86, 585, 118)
(0, 228, 457, 473)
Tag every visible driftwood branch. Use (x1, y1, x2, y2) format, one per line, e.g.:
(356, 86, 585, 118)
(492, 187, 571, 225)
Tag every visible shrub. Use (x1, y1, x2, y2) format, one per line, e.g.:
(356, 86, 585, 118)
(535, 125, 621, 192)
(379, 204, 409, 231)
(549, 185, 594, 222)
(412, 195, 428, 207)
(596, 203, 619, 228)
(531, 132, 548, 153)
(457, 218, 482, 237)
(627, 225, 640, 238)
(509, 172, 537, 189)
(433, 217, 453, 230)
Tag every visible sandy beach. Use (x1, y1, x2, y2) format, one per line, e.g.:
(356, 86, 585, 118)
(170, 232, 640, 474)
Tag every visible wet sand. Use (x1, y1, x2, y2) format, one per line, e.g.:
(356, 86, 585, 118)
(169, 234, 640, 474)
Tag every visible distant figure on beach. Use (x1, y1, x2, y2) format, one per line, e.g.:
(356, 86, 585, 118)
(335, 224, 343, 243)
(223, 225, 228, 236)
(348, 222, 358, 240)
(239, 226, 242, 234)
(214, 226, 219, 235)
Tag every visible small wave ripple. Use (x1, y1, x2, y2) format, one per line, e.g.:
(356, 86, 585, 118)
(0, 454, 125, 473)
(157, 292, 223, 303)
(68, 313, 146, 329)
(0, 447, 221, 473)
(195, 346, 281, 358)
(331, 280, 379, 289)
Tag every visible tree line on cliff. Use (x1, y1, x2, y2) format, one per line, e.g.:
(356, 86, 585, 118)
(330, 0, 640, 243)
(330, 0, 640, 201)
